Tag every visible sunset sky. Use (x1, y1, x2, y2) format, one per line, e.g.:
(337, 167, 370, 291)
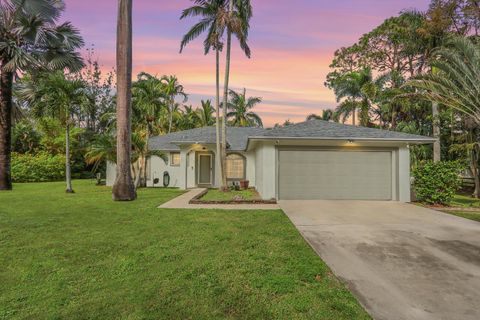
(63, 0, 430, 127)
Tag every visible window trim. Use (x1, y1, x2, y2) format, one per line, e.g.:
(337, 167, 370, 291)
(170, 152, 181, 167)
(225, 153, 246, 181)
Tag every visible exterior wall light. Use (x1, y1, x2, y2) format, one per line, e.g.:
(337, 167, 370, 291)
(347, 139, 354, 144)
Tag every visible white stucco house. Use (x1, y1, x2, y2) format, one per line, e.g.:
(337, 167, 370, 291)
(107, 119, 435, 202)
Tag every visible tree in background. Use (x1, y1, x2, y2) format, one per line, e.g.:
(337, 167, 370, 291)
(330, 68, 378, 126)
(306, 109, 337, 122)
(197, 100, 216, 127)
(113, 0, 136, 201)
(407, 37, 480, 126)
(220, 0, 252, 190)
(227, 88, 262, 127)
(180, 0, 226, 190)
(161, 75, 188, 134)
(16, 71, 87, 193)
(0, 0, 83, 190)
(75, 46, 116, 134)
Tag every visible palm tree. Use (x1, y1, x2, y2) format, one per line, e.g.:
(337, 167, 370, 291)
(132, 72, 166, 186)
(197, 100, 216, 126)
(161, 75, 188, 133)
(227, 89, 262, 127)
(86, 131, 167, 188)
(407, 37, 480, 126)
(113, 0, 136, 201)
(306, 109, 336, 122)
(16, 71, 87, 193)
(221, 0, 252, 189)
(0, 0, 84, 190)
(180, 0, 227, 192)
(331, 67, 378, 126)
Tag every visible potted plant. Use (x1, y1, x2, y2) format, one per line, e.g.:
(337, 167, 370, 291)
(240, 180, 249, 190)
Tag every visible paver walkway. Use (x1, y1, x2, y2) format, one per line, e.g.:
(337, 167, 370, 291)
(159, 188, 280, 210)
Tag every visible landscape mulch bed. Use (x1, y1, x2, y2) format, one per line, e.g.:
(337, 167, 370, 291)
(189, 189, 277, 205)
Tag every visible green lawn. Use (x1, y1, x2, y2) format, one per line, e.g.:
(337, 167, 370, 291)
(442, 211, 480, 222)
(0, 180, 369, 320)
(201, 188, 260, 201)
(451, 194, 480, 208)
(439, 194, 480, 222)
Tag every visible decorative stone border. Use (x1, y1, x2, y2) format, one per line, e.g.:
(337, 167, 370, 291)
(189, 189, 277, 205)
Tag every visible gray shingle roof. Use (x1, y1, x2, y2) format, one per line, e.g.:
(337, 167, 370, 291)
(149, 120, 434, 151)
(149, 126, 266, 151)
(259, 120, 436, 142)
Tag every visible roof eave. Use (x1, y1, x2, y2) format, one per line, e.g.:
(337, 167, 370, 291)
(247, 136, 437, 145)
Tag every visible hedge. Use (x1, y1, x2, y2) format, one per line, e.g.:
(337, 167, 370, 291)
(412, 161, 463, 205)
(12, 152, 65, 183)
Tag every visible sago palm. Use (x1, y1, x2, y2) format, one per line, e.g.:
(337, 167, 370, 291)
(227, 88, 262, 127)
(0, 0, 84, 190)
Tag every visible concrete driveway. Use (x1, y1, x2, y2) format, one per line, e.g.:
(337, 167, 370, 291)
(279, 200, 480, 320)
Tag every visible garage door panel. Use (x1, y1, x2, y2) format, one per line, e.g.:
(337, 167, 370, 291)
(279, 150, 392, 200)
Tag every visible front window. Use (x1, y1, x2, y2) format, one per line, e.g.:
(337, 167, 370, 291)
(226, 154, 245, 180)
(170, 152, 181, 166)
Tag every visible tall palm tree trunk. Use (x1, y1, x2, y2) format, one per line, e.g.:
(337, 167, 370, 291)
(65, 121, 74, 193)
(432, 102, 441, 162)
(168, 99, 173, 133)
(113, 0, 136, 201)
(0, 68, 13, 191)
(220, 0, 234, 191)
(142, 129, 150, 188)
(215, 49, 223, 190)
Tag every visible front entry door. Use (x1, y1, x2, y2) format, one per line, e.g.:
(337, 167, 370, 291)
(198, 154, 213, 185)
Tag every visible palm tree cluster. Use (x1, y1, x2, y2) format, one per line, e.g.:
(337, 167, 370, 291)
(325, 1, 480, 197)
(0, 0, 84, 191)
(180, 0, 254, 190)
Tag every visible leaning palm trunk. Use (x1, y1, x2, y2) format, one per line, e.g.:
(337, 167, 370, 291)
(0, 68, 13, 190)
(113, 0, 136, 201)
(215, 49, 224, 190)
(220, 0, 234, 191)
(65, 120, 74, 193)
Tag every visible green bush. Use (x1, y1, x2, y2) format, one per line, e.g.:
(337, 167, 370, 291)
(413, 161, 463, 205)
(12, 152, 65, 183)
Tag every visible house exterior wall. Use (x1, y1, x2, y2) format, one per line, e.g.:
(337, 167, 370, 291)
(106, 140, 412, 203)
(146, 155, 182, 188)
(106, 161, 116, 186)
(398, 146, 411, 202)
(254, 142, 276, 200)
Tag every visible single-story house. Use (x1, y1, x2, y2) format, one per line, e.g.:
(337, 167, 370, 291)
(107, 119, 435, 202)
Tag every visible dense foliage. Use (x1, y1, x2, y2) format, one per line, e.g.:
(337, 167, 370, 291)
(318, 0, 480, 198)
(413, 161, 463, 205)
(12, 152, 65, 183)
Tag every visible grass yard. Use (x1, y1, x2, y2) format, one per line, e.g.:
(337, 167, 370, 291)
(200, 188, 261, 201)
(444, 210, 480, 222)
(438, 194, 480, 223)
(450, 194, 480, 208)
(0, 180, 369, 320)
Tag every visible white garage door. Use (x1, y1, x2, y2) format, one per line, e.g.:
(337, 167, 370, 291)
(278, 150, 393, 200)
